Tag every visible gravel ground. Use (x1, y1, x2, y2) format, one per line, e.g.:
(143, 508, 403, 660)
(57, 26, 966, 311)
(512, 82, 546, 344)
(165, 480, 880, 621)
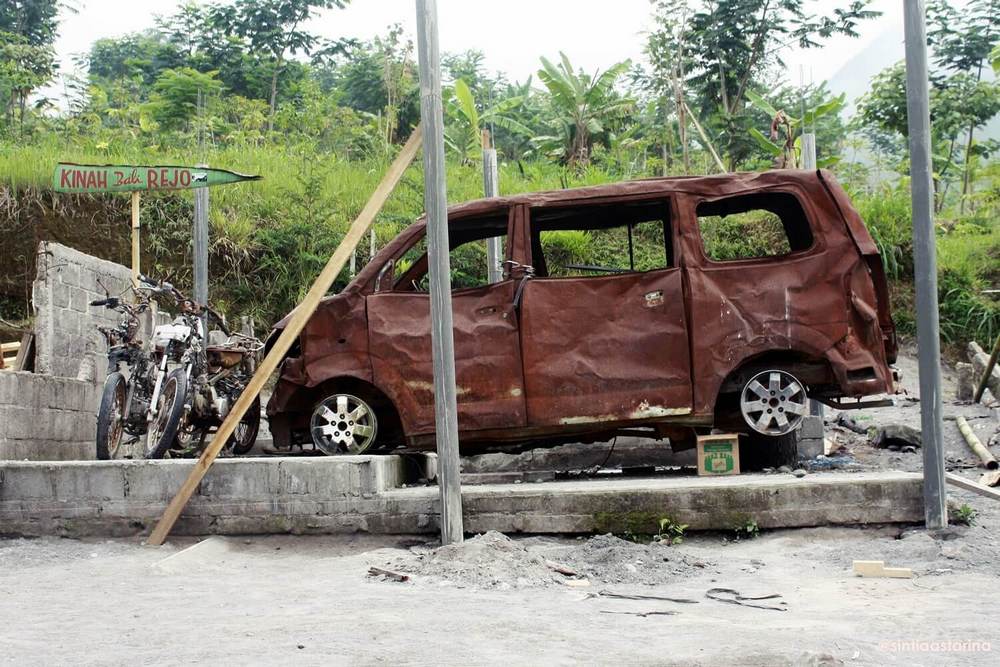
(2, 348, 999, 665)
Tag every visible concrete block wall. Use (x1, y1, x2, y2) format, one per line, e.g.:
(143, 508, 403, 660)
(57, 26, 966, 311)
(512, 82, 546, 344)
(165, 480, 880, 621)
(32, 241, 134, 381)
(0, 371, 100, 461)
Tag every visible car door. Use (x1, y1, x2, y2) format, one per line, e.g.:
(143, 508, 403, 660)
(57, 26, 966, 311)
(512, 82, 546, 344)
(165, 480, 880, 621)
(366, 207, 527, 435)
(517, 198, 694, 427)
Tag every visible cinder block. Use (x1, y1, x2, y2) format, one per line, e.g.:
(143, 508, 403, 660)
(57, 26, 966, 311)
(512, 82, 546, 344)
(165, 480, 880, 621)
(60, 263, 79, 288)
(277, 457, 365, 497)
(796, 436, 824, 461)
(0, 461, 124, 500)
(799, 415, 824, 439)
(50, 282, 69, 309)
(199, 459, 280, 499)
(123, 460, 198, 500)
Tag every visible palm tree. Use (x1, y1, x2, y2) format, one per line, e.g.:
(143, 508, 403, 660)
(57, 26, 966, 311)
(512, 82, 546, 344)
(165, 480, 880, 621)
(534, 53, 633, 166)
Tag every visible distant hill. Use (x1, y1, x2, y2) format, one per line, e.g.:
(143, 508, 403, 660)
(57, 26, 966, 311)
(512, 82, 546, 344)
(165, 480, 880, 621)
(828, 23, 1000, 140)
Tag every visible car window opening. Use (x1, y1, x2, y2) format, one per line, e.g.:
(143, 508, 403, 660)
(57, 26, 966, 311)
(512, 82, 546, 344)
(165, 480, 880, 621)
(697, 192, 813, 262)
(530, 200, 674, 278)
(392, 211, 510, 291)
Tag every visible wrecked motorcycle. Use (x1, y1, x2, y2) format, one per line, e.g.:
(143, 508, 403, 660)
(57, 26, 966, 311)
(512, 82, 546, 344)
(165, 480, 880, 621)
(92, 283, 159, 459)
(142, 276, 262, 459)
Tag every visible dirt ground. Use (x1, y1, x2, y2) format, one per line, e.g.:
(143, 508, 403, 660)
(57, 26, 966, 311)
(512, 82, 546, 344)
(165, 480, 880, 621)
(2, 349, 999, 666)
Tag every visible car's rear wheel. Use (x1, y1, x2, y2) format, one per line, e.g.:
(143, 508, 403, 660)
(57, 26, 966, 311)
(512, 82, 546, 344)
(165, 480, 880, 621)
(739, 369, 808, 436)
(310, 393, 378, 455)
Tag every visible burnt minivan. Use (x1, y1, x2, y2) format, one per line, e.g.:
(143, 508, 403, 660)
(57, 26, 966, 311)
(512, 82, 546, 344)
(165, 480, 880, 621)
(265, 170, 896, 464)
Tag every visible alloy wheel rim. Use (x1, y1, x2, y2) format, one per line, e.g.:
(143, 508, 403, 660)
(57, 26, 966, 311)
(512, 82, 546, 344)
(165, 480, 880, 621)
(310, 394, 377, 455)
(740, 370, 808, 436)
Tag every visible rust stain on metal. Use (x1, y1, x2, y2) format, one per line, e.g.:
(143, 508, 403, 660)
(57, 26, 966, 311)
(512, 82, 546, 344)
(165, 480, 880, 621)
(266, 170, 896, 453)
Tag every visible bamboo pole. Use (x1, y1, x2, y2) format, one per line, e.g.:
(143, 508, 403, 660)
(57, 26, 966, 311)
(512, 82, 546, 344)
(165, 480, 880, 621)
(146, 125, 423, 546)
(956, 416, 998, 470)
(130, 192, 141, 288)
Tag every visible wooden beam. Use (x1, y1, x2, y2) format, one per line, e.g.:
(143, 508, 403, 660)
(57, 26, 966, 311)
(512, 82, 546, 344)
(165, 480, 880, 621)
(946, 472, 1000, 502)
(147, 125, 424, 545)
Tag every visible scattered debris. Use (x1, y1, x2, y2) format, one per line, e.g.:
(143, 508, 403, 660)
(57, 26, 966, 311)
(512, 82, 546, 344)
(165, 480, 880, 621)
(705, 588, 787, 611)
(792, 468, 807, 478)
(956, 416, 998, 470)
(590, 590, 699, 604)
(852, 560, 913, 579)
(368, 567, 409, 583)
(871, 424, 922, 450)
(835, 413, 868, 435)
(980, 470, 1000, 488)
(545, 560, 580, 577)
(600, 610, 679, 617)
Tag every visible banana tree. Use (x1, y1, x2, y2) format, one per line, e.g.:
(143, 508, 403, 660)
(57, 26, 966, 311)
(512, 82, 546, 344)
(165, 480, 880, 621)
(444, 78, 531, 164)
(534, 53, 634, 166)
(745, 89, 845, 168)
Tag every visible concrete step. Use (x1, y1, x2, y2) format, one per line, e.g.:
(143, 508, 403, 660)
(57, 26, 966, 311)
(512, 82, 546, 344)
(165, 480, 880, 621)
(0, 454, 923, 538)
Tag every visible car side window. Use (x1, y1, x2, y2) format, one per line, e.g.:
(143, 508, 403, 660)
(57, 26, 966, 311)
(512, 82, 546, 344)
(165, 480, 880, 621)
(696, 192, 813, 262)
(393, 211, 508, 291)
(531, 200, 673, 278)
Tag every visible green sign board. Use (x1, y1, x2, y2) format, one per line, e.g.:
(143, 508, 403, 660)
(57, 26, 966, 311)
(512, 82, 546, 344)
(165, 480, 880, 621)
(53, 163, 261, 193)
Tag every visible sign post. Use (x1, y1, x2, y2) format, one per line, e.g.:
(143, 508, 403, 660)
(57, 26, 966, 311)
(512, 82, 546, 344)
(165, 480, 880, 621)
(53, 163, 260, 292)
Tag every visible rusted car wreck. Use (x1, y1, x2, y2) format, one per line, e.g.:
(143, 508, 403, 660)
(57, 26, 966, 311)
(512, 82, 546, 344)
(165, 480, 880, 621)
(266, 170, 896, 462)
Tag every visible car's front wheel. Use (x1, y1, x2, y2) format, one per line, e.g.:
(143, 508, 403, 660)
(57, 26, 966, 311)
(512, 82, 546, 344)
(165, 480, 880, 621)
(310, 393, 378, 455)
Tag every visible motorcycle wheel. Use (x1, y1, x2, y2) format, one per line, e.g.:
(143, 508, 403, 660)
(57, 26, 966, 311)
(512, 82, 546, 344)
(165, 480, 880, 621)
(146, 369, 188, 460)
(226, 395, 261, 456)
(96, 372, 127, 460)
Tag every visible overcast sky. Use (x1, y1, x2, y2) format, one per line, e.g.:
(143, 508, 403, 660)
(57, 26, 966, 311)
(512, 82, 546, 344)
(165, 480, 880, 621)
(50, 0, 906, 99)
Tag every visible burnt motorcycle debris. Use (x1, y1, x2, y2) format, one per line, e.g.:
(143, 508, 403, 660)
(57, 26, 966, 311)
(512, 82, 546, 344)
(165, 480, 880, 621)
(265, 170, 897, 460)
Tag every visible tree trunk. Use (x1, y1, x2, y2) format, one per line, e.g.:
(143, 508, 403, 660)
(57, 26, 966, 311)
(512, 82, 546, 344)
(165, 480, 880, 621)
(267, 57, 282, 134)
(960, 122, 975, 214)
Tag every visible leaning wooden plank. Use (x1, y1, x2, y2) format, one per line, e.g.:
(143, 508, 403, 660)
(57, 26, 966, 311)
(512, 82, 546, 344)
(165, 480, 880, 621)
(13, 333, 34, 372)
(945, 472, 1000, 502)
(147, 125, 424, 546)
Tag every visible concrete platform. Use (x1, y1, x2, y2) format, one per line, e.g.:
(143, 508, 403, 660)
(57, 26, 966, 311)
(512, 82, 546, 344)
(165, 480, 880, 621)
(0, 455, 924, 538)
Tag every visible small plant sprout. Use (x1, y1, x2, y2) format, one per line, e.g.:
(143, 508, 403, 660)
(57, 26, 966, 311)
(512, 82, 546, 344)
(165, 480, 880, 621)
(732, 517, 760, 540)
(953, 504, 978, 526)
(655, 516, 688, 545)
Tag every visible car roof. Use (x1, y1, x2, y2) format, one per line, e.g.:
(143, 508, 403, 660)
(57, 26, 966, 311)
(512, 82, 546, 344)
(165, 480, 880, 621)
(439, 169, 832, 220)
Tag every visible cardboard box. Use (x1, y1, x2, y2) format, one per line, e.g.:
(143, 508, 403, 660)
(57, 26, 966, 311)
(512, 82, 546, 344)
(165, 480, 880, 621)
(696, 434, 741, 476)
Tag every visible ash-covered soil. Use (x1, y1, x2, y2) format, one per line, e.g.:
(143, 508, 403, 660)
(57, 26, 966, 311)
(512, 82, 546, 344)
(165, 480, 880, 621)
(382, 530, 710, 589)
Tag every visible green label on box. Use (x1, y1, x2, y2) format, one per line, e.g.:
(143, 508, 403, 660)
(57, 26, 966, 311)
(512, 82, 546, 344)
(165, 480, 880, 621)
(703, 442, 735, 473)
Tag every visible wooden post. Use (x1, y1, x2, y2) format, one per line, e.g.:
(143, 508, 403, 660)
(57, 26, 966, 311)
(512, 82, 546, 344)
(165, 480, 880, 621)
(146, 125, 423, 546)
(481, 129, 503, 283)
(130, 192, 141, 287)
(417, 0, 464, 545)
